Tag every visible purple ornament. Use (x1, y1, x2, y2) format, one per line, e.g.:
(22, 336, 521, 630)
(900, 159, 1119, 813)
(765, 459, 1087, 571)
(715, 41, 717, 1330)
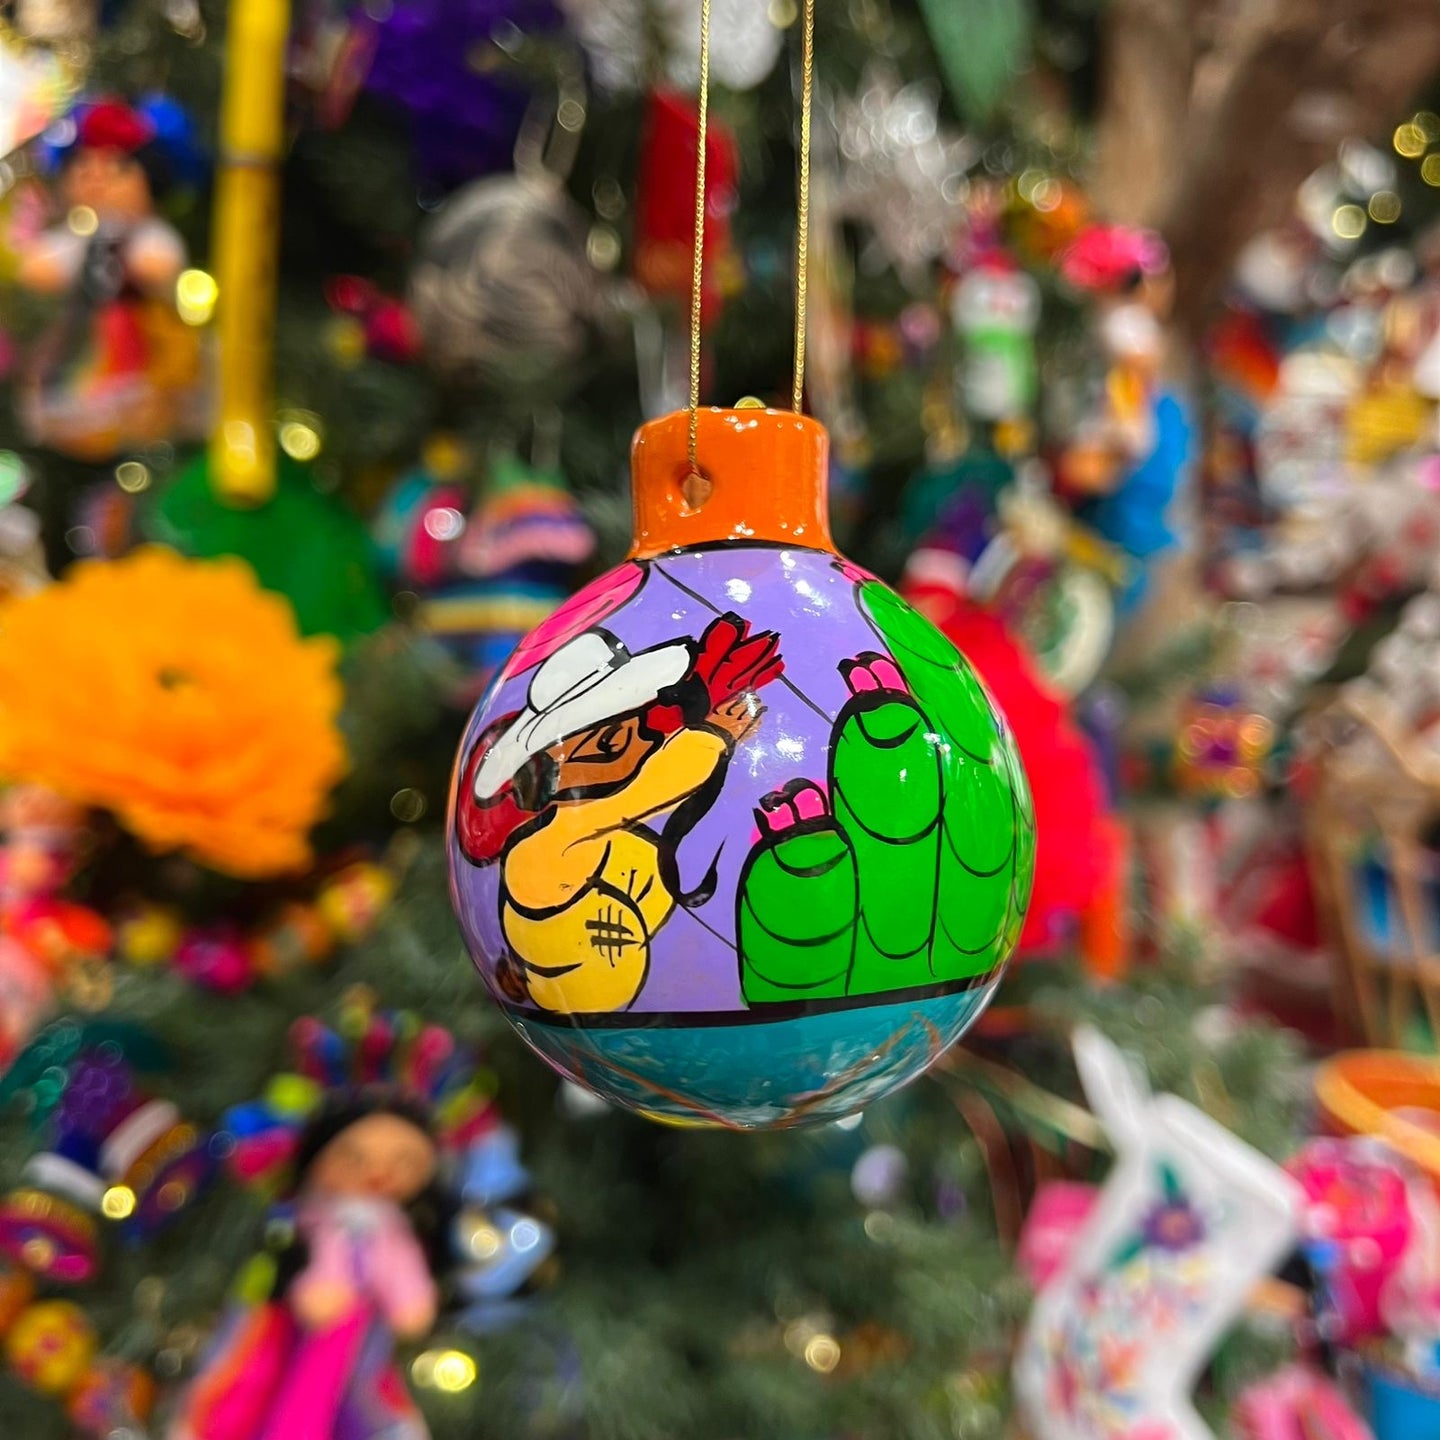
(363, 0, 562, 186)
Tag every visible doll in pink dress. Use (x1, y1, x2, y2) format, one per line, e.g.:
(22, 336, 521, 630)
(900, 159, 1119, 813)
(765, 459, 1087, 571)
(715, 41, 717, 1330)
(171, 1095, 445, 1440)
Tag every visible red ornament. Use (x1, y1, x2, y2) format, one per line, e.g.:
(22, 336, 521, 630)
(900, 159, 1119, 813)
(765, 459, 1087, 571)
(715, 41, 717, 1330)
(634, 90, 739, 320)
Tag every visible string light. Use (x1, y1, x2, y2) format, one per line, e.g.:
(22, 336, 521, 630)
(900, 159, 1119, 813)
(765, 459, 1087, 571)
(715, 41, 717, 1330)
(1332, 205, 1367, 241)
(278, 415, 323, 461)
(101, 1186, 137, 1220)
(1394, 123, 1427, 159)
(1423, 155, 1440, 188)
(1369, 191, 1402, 224)
(67, 205, 98, 237)
(412, 1349, 478, 1392)
(176, 268, 219, 325)
(115, 461, 151, 494)
(803, 1333, 842, 1373)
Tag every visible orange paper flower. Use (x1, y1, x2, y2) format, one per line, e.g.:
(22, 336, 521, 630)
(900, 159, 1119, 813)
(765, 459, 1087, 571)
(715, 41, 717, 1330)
(0, 548, 347, 879)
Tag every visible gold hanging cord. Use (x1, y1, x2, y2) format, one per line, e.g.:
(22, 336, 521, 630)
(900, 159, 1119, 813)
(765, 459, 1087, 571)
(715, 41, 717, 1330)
(792, 0, 816, 414)
(686, 0, 817, 475)
(686, 0, 714, 477)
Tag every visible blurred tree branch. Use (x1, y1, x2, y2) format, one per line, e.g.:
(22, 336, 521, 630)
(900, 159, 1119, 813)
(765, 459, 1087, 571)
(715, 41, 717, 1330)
(1093, 0, 1440, 332)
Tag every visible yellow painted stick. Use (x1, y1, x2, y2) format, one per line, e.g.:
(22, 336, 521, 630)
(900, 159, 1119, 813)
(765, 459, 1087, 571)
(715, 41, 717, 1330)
(210, 0, 290, 505)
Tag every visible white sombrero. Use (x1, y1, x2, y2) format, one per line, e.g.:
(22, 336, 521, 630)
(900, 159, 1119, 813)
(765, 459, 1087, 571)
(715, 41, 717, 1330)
(472, 629, 692, 800)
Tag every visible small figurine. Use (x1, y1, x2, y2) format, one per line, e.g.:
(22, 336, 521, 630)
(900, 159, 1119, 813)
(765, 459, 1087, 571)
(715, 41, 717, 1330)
(16, 97, 205, 461)
(170, 1091, 444, 1440)
(172, 999, 551, 1440)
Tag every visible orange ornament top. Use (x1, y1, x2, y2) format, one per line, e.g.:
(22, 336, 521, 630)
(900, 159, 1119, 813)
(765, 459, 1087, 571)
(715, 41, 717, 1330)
(629, 406, 833, 559)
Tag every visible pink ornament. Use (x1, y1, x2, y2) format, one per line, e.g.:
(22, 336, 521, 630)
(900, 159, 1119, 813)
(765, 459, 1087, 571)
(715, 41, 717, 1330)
(173, 927, 254, 994)
(1018, 1181, 1101, 1292)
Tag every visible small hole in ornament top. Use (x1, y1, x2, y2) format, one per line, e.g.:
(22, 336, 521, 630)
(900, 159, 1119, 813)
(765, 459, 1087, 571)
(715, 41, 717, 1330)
(680, 468, 713, 515)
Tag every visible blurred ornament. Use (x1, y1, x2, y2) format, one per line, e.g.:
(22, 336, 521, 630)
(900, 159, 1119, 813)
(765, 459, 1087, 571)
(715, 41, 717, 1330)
(850, 1144, 908, 1207)
(952, 254, 1040, 425)
(175, 996, 547, 1431)
(410, 174, 596, 395)
(16, 96, 207, 462)
(66, 1355, 155, 1434)
(5, 1299, 94, 1394)
(560, 0, 783, 94)
(916, 0, 1032, 122)
(1172, 688, 1275, 799)
(832, 66, 976, 276)
(449, 407, 1033, 1127)
(152, 450, 389, 643)
(634, 89, 739, 322)
(0, 785, 106, 1074)
(290, 0, 379, 132)
(0, 21, 81, 159)
(323, 275, 422, 364)
(315, 860, 397, 943)
(1016, 1027, 1302, 1440)
(0, 547, 348, 880)
(13, 0, 97, 47)
(453, 1126, 557, 1331)
(1060, 224, 1169, 294)
(0, 456, 46, 605)
(363, 0, 562, 185)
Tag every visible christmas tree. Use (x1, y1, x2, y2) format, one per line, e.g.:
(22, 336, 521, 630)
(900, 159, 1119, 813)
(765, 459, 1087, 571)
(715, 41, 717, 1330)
(0, 1, 1438, 1438)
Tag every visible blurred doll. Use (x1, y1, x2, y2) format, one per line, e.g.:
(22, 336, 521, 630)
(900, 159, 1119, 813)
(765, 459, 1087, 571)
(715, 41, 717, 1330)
(17, 97, 204, 461)
(170, 1092, 447, 1440)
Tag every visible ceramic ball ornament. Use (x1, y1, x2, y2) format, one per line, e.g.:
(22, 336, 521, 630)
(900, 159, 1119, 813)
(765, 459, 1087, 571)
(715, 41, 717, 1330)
(448, 405, 1035, 1128)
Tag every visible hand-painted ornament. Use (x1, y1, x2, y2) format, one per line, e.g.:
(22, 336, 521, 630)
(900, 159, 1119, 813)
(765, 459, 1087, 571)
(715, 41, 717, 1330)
(448, 408, 1034, 1128)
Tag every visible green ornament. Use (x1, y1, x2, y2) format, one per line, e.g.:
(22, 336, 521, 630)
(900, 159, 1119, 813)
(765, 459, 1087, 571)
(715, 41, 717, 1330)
(148, 451, 389, 642)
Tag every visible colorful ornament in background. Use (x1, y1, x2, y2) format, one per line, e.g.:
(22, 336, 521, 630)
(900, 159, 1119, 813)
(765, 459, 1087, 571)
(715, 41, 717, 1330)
(0, 452, 43, 604)
(0, 1032, 214, 1278)
(0, 785, 108, 1075)
(323, 274, 422, 365)
(172, 993, 545, 1439)
(115, 858, 397, 992)
(0, 547, 348, 880)
(1230, 1367, 1373, 1440)
(0, 17, 82, 160)
(362, 0, 562, 186)
(151, 449, 390, 643)
(634, 89, 739, 322)
(952, 252, 1040, 426)
(1286, 1139, 1415, 1347)
(372, 432, 472, 586)
(0, 1266, 155, 1436)
(16, 96, 207, 462)
(1173, 688, 1275, 799)
(1015, 1026, 1302, 1440)
(452, 1123, 557, 1333)
(409, 173, 597, 396)
(830, 65, 977, 278)
(449, 407, 1034, 1128)
(376, 441, 597, 704)
(559, 0, 783, 94)
(436, 452, 596, 703)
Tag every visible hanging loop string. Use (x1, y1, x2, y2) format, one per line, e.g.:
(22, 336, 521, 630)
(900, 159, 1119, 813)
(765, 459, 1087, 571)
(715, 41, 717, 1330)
(792, 0, 816, 414)
(687, 0, 714, 478)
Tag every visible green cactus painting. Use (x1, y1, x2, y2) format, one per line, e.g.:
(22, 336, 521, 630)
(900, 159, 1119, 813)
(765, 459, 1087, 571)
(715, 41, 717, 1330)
(737, 585, 1034, 1007)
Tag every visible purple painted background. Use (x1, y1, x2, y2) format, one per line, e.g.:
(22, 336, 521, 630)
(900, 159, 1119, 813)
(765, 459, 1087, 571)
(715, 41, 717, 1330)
(450, 546, 896, 1015)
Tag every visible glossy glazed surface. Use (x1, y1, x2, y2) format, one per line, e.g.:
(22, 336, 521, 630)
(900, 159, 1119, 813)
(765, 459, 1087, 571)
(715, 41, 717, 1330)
(448, 541, 1035, 1127)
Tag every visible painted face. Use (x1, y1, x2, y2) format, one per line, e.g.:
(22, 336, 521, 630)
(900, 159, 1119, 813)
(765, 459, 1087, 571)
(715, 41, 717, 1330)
(549, 714, 660, 799)
(305, 1113, 438, 1205)
(62, 148, 152, 225)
